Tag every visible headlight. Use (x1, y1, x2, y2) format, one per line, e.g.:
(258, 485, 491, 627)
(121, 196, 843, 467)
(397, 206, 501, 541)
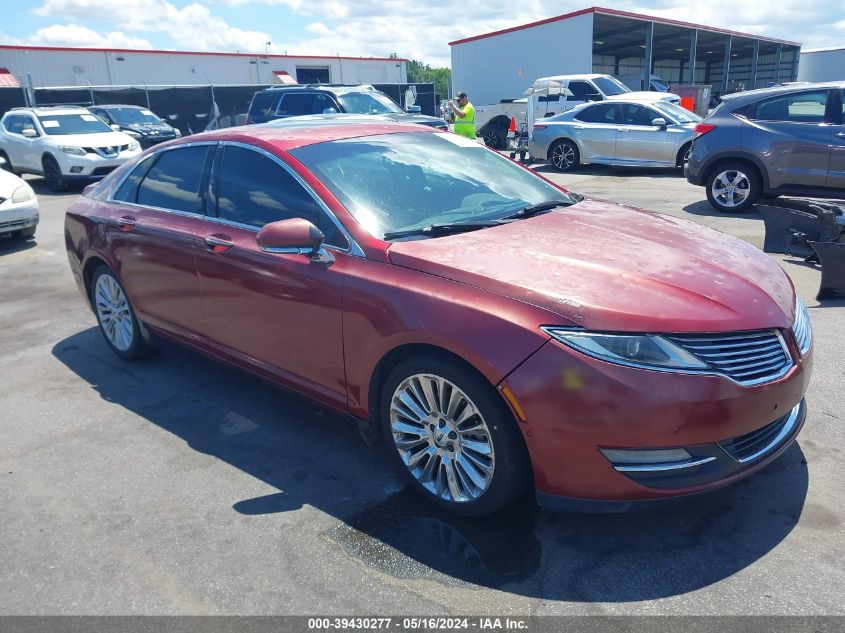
(128, 141, 140, 151)
(543, 327, 709, 371)
(126, 130, 142, 138)
(11, 184, 35, 203)
(173, 129, 182, 137)
(791, 297, 812, 357)
(58, 146, 86, 156)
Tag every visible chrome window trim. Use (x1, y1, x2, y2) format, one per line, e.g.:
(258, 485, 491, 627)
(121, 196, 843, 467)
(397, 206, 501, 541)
(105, 139, 364, 257)
(613, 456, 716, 473)
(719, 401, 803, 464)
(542, 327, 794, 387)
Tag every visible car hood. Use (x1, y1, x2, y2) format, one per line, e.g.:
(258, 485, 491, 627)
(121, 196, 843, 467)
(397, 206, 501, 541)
(0, 168, 27, 196)
(50, 131, 136, 146)
(386, 198, 795, 333)
(608, 92, 679, 102)
(375, 113, 448, 127)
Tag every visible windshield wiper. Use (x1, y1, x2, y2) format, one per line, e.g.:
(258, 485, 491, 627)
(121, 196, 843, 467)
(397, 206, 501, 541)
(382, 220, 502, 240)
(502, 199, 576, 220)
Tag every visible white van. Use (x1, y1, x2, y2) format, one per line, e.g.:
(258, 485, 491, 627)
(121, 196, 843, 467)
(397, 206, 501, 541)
(615, 73, 671, 92)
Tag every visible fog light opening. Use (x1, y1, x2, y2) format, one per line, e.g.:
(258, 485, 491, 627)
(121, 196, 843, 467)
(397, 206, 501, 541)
(70, 166, 83, 173)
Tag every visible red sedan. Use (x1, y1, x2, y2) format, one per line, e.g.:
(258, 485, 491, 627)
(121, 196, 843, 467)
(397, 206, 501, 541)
(64, 118, 812, 515)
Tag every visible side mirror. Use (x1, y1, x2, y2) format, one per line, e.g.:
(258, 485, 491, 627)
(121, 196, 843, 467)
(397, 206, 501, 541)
(111, 124, 121, 131)
(585, 93, 603, 102)
(406, 105, 422, 113)
(651, 117, 668, 128)
(256, 218, 334, 264)
(22, 128, 38, 138)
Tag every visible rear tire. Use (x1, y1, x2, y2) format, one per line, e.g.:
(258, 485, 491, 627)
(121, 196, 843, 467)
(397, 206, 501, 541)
(481, 124, 507, 150)
(42, 155, 68, 193)
(380, 353, 530, 516)
(705, 162, 761, 212)
(548, 139, 579, 172)
(90, 266, 151, 360)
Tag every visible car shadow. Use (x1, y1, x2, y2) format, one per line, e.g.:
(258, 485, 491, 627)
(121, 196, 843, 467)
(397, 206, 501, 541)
(0, 234, 37, 255)
(52, 328, 808, 602)
(531, 163, 682, 179)
(682, 200, 763, 219)
(25, 176, 87, 197)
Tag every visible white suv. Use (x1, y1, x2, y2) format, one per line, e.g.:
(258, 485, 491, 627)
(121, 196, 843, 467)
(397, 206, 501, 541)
(0, 106, 141, 192)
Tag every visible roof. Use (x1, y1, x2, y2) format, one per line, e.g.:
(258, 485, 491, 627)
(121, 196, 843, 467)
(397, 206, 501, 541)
(448, 6, 800, 46)
(4, 106, 88, 116)
(175, 118, 434, 153)
(0, 68, 20, 87)
(801, 46, 845, 54)
(0, 44, 408, 63)
(719, 81, 845, 103)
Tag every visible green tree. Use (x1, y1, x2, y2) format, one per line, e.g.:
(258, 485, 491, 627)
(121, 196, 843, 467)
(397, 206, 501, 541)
(407, 59, 452, 101)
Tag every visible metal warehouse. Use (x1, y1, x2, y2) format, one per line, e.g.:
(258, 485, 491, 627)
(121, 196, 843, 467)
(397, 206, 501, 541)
(450, 6, 801, 106)
(0, 45, 407, 89)
(798, 47, 845, 82)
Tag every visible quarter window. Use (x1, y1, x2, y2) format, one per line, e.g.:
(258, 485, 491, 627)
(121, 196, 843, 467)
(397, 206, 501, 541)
(136, 145, 212, 213)
(752, 90, 829, 123)
(250, 91, 280, 117)
(214, 146, 345, 247)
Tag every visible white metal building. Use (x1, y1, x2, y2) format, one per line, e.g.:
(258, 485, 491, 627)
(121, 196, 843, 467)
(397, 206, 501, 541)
(0, 44, 407, 89)
(798, 47, 845, 82)
(450, 6, 801, 105)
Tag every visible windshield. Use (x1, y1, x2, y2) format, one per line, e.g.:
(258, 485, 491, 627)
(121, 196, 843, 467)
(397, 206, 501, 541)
(337, 92, 404, 114)
(650, 78, 670, 92)
(107, 108, 163, 125)
(291, 132, 574, 240)
(37, 113, 113, 135)
(651, 100, 702, 124)
(593, 76, 630, 96)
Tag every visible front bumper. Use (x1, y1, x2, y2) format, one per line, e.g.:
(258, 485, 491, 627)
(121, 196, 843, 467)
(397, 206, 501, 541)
(55, 148, 142, 178)
(501, 338, 811, 504)
(0, 199, 39, 235)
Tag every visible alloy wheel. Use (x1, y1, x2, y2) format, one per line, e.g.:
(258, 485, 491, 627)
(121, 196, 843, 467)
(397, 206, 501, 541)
(551, 143, 575, 170)
(389, 373, 495, 504)
(711, 169, 751, 208)
(94, 273, 134, 351)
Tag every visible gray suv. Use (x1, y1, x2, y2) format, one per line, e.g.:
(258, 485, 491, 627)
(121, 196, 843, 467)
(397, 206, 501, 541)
(686, 82, 845, 212)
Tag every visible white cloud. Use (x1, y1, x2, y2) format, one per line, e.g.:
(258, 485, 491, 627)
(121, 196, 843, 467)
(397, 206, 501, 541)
(27, 24, 153, 49)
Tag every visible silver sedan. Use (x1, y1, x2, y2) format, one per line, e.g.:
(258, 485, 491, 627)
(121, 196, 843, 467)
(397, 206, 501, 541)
(529, 99, 701, 172)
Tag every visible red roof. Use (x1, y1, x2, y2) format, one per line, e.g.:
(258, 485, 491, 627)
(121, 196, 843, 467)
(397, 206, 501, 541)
(448, 6, 800, 47)
(0, 44, 408, 63)
(0, 68, 20, 87)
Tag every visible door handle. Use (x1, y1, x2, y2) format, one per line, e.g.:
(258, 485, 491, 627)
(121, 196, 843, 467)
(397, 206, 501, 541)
(573, 125, 585, 130)
(116, 216, 136, 232)
(204, 234, 234, 253)
(617, 128, 630, 133)
(836, 132, 845, 138)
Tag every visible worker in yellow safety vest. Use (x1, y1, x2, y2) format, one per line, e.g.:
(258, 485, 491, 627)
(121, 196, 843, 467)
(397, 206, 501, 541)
(448, 91, 476, 140)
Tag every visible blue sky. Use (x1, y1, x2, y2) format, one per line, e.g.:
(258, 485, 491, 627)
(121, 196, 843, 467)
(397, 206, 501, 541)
(3, 0, 843, 67)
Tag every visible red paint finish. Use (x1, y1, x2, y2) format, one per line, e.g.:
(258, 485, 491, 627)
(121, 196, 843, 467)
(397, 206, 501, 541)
(64, 122, 812, 506)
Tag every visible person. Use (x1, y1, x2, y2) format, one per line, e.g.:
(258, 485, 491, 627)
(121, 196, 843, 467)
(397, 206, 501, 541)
(448, 91, 476, 140)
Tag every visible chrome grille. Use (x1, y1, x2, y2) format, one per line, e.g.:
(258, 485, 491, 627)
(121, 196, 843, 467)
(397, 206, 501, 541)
(666, 330, 792, 385)
(719, 401, 802, 462)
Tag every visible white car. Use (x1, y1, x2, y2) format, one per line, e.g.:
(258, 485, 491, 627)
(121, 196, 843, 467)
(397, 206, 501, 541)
(0, 106, 141, 192)
(0, 157, 38, 240)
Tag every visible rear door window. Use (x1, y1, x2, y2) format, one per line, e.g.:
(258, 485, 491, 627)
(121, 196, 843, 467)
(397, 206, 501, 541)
(249, 91, 281, 117)
(278, 93, 318, 116)
(213, 145, 346, 247)
(752, 90, 830, 123)
(573, 103, 617, 123)
(136, 145, 213, 213)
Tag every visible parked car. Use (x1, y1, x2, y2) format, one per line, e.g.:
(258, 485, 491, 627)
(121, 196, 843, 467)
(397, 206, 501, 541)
(0, 157, 38, 240)
(686, 81, 845, 212)
(65, 119, 812, 516)
(0, 106, 141, 192)
(530, 99, 701, 171)
(246, 84, 447, 130)
(476, 74, 682, 150)
(88, 104, 181, 148)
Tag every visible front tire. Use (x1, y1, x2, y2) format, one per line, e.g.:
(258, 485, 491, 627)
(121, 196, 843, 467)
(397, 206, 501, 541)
(0, 150, 14, 174)
(705, 162, 761, 212)
(481, 124, 506, 150)
(90, 266, 150, 360)
(548, 139, 579, 172)
(42, 155, 68, 193)
(381, 354, 530, 516)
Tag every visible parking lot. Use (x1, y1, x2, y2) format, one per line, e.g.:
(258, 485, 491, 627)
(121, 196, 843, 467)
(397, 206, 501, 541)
(1, 166, 843, 616)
